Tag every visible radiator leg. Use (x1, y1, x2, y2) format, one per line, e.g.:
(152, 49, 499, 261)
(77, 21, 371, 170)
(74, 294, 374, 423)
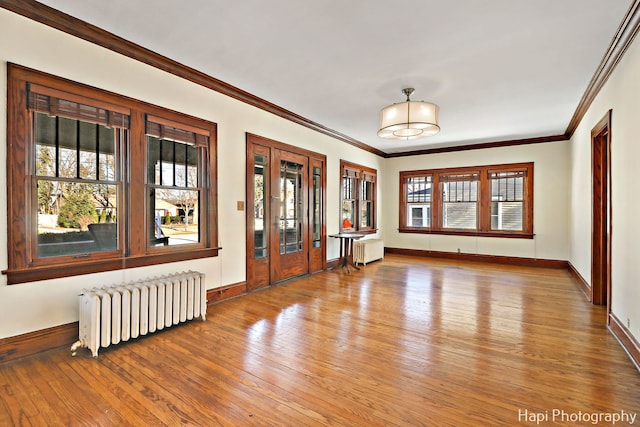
(70, 340, 83, 357)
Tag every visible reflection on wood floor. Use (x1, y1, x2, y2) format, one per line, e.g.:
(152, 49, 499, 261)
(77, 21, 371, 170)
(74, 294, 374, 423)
(1, 254, 639, 426)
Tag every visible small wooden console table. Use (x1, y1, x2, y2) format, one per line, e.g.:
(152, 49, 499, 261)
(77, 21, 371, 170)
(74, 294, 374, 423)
(329, 233, 365, 274)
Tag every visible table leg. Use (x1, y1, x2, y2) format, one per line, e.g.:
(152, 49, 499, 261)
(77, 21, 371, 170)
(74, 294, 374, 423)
(348, 238, 360, 271)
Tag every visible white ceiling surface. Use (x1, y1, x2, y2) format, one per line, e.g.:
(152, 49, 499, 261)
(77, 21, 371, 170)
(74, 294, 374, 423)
(37, 0, 633, 154)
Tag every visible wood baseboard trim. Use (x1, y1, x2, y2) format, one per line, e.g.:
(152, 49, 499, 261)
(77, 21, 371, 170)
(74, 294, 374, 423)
(567, 261, 591, 301)
(0, 322, 78, 364)
(608, 313, 640, 372)
(384, 247, 568, 269)
(207, 281, 247, 305)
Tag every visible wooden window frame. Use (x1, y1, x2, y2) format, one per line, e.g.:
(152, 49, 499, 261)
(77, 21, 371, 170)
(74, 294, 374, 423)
(399, 162, 533, 238)
(4, 64, 219, 284)
(339, 160, 377, 234)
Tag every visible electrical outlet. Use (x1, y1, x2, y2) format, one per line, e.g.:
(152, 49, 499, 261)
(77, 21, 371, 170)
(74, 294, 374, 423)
(237, 201, 245, 211)
(457, 248, 461, 254)
(627, 318, 631, 328)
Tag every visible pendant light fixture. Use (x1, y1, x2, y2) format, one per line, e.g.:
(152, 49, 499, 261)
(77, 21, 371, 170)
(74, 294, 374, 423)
(378, 88, 440, 140)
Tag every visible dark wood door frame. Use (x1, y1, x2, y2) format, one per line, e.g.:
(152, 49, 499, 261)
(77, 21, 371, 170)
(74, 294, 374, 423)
(590, 110, 612, 316)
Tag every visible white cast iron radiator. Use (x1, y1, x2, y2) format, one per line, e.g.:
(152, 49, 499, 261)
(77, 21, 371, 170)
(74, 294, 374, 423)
(353, 238, 384, 266)
(71, 271, 206, 357)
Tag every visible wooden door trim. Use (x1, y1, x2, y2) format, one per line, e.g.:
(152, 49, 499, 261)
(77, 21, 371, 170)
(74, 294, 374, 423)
(590, 110, 612, 316)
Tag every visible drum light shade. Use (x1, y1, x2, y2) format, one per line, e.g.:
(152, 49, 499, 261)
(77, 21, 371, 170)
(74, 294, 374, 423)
(378, 88, 440, 140)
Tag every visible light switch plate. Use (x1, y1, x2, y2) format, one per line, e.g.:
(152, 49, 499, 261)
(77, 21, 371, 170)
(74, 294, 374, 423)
(237, 201, 245, 211)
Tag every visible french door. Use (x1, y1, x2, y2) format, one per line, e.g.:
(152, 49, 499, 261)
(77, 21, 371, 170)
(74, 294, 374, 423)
(272, 149, 309, 282)
(246, 134, 325, 291)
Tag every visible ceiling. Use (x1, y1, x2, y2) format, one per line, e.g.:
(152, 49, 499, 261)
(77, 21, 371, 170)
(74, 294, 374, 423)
(34, 0, 634, 154)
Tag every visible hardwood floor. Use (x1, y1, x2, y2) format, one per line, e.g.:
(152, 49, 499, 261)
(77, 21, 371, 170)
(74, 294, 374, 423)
(1, 254, 639, 426)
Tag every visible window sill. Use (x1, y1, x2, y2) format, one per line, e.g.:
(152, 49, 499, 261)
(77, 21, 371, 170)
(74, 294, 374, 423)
(2, 247, 221, 285)
(398, 228, 534, 239)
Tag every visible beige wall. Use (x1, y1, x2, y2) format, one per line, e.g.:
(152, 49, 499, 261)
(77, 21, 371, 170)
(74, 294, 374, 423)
(569, 24, 640, 342)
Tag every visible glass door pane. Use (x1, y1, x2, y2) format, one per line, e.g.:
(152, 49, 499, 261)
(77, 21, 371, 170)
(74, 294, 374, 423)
(312, 166, 321, 248)
(254, 154, 267, 258)
(280, 160, 303, 254)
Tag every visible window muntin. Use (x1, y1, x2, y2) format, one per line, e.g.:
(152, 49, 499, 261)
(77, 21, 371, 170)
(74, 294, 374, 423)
(399, 163, 533, 237)
(339, 160, 377, 233)
(5, 65, 219, 284)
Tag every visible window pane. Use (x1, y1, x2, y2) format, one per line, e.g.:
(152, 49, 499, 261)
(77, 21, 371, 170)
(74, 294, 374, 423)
(360, 201, 372, 228)
(186, 145, 198, 187)
(342, 200, 355, 229)
(409, 204, 430, 227)
(58, 117, 78, 178)
(150, 189, 200, 246)
(98, 126, 116, 181)
(280, 160, 303, 254)
(78, 121, 97, 179)
(443, 202, 477, 229)
(161, 140, 175, 186)
(312, 166, 321, 248)
(254, 155, 267, 258)
(491, 201, 523, 231)
(37, 181, 118, 257)
(35, 144, 56, 177)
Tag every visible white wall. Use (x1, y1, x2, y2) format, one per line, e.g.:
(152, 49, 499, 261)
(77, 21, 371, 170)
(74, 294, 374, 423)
(0, 9, 383, 339)
(383, 141, 571, 261)
(569, 27, 640, 342)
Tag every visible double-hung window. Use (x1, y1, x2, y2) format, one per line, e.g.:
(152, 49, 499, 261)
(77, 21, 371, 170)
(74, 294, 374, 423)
(405, 174, 432, 228)
(4, 64, 219, 284)
(399, 163, 533, 238)
(440, 172, 479, 230)
(489, 169, 526, 231)
(30, 85, 127, 257)
(146, 116, 209, 248)
(339, 160, 377, 233)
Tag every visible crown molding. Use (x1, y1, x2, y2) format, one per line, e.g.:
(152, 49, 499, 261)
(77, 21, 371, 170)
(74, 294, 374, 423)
(384, 134, 568, 158)
(565, 0, 640, 136)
